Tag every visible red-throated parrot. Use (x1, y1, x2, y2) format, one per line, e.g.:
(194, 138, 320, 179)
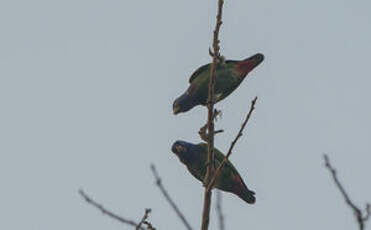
(173, 53, 264, 114)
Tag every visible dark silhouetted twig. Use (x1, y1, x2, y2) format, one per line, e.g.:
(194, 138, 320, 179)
(136, 209, 152, 230)
(199, 109, 224, 142)
(207, 97, 257, 191)
(150, 164, 193, 230)
(79, 189, 145, 230)
(201, 0, 225, 229)
(216, 190, 225, 230)
(143, 220, 156, 230)
(324, 154, 371, 230)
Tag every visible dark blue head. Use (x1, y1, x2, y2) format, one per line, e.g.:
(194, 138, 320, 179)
(172, 93, 196, 115)
(171, 140, 198, 164)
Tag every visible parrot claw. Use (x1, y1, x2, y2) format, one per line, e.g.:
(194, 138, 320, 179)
(209, 47, 215, 57)
(208, 47, 224, 63)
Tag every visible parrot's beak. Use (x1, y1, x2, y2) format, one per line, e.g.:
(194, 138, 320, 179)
(250, 53, 264, 66)
(173, 106, 181, 115)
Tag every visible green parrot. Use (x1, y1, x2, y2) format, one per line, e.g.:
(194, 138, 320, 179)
(173, 53, 264, 114)
(171, 140, 255, 204)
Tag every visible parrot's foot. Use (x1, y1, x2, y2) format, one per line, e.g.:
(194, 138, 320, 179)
(208, 47, 225, 63)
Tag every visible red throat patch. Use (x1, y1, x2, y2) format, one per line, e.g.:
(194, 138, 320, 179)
(234, 60, 254, 78)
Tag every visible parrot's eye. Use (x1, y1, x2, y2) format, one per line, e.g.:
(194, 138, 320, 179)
(176, 145, 186, 153)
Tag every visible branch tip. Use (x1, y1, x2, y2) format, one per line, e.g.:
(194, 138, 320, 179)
(136, 208, 152, 230)
(150, 165, 193, 230)
(207, 97, 258, 191)
(79, 189, 146, 230)
(324, 155, 370, 230)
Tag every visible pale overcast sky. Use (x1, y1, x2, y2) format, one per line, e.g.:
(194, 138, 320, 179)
(1, 0, 371, 229)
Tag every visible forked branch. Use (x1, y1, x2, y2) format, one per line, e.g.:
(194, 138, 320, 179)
(324, 154, 371, 230)
(201, 0, 225, 229)
(136, 209, 152, 230)
(199, 109, 224, 142)
(79, 189, 146, 230)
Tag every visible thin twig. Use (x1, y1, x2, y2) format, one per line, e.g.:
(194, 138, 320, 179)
(216, 190, 225, 230)
(364, 204, 371, 222)
(150, 164, 193, 230)
(199, 109, 224, 142)
(207, 97, 257, 191)
(143, 220, 156, 230)
(79, 189, 145, 230)
(136, 209, 151, 230)
(324, 154, 371, 230)
(201, 0, 224, 229)
(199, 127, 224, 142)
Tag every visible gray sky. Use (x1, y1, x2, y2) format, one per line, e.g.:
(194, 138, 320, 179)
(1, 0, 371, 229)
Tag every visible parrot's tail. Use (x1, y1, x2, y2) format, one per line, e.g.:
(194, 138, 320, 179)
(238, 189, 256, 204)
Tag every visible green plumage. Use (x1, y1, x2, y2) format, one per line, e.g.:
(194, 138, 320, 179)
(172, 141, 255, 204)
(188, 61, 243, 104)
(173, 53, 264, 114)
(186, 143, 238, 188)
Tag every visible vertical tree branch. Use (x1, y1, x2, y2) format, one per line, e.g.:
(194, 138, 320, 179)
(201, 0, 224, 229)
(324, 154, 371, 230)
(199, 109, 224, 142)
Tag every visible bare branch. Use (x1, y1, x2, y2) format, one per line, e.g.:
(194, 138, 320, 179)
(143, 220, 156, 230)
(207, 97, 257, 191)
(216, 190, 225, 230)
(201, 0, 225, 229)
(150, 164, 193, 230)
(324, 154, 371, 230)
(79, 189, 145, 230)
(363, 204, 371, 221)
(199, 127, 224, 142)
(136, 209, 151, 230)
(199, 109, 224, 142)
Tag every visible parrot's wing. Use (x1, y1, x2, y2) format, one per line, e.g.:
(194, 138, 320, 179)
(189, 63, 210, 83)
(187, 166, 203, 182)
(189, 60, 240, 83)
(214, 149, 239, 173)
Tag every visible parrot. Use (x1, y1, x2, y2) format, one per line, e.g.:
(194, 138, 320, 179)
(173, 53, 264, 115)
(171, 140, 256, 204)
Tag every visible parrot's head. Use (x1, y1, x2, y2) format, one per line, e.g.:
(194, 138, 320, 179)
(171, 140, 197, 164)
(172, 93, 194, 115)
(234, 53, 264, 77)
